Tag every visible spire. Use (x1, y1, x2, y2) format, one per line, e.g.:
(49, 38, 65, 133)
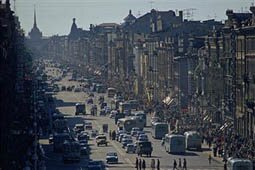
(33, 4, 37, 28)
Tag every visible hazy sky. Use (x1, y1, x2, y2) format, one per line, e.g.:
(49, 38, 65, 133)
(11, 0, 253, 36)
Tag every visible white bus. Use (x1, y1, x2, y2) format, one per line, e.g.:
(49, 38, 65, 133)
(107, 87, 116, 98)
(164, 134, 185, 154)
(184, 131, 202, 150)
(152, 122, 168, 139)
(131, 111, 146, 127)
(227, 158, 253, 170)
(117, 117, 144, 132)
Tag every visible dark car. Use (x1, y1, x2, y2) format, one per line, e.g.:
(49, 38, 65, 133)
(106, 152, 118, 164)
(88, 160, 104, 170)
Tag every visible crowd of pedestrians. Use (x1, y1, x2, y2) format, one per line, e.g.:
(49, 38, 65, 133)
(201, 124, 255, 161)
(135, 157, 188, 170)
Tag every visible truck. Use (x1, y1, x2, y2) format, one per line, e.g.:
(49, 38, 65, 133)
(62, 141, 81, 163)
(136, 141, 153, 157)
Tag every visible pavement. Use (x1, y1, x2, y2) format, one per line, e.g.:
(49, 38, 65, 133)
(201, 143, 224, 165)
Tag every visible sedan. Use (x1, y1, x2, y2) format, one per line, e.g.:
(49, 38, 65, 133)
(125, 143, 136, 153)
(106, 152, 118, 164)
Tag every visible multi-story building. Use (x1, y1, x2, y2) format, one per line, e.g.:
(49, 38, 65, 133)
(0, 1, 35, 169)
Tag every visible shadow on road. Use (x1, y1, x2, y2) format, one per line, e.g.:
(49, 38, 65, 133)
(170, 152, 198, 156)
(55, 99, 77, 107)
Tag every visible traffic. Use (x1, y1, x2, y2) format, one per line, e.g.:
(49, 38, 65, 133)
(39, 59, 251, 170)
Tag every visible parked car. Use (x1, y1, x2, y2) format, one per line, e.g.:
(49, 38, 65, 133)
(106, 152, 118, 164)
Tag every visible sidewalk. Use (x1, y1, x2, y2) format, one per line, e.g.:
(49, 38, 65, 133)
(201, 143, 224, 164)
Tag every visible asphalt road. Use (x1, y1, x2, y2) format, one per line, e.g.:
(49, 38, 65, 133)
(41, 66, 224, 170)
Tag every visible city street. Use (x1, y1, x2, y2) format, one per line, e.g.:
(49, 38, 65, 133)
(41, 67, 224, 170)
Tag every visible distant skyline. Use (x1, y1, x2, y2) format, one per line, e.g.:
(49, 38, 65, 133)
(11, 0, 253, 36)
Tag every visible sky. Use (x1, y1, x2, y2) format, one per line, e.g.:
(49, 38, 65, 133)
(9, 0, 254, 36)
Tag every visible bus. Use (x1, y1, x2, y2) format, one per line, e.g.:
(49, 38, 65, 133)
(152, 122, 168, 139)
(227, 158, 253, 170)
(119, 101, 139, 113)
(107, 87, 116, 98)
(131, 111, 146, 127)
(184, 131, 202, 150)
(164, 134, 185, 154)
(117, 117, 144, 132)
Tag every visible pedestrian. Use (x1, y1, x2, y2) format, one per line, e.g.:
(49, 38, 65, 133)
(139, 159, 142, 170)
(135, 157, 139, 170)
(142, 159, 146, 170)
(173, 159, 177, 170)
(156, 159, 160, 170)
(151, 159, 155, 170)
(208, 154, 212, 164)
(183, 158, 187, 170)
(178, 158, 182, 168)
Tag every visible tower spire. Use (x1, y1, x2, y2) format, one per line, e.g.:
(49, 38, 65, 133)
(33, 4, 37, 28)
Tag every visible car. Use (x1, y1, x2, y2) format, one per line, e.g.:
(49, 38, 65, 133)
(96, 135, 108, 146)
(78, 132, 90, 141)
(84, 122, 92, 130)
(131, 127, 140, 136)
(88, 160, 104, 170)
(122, 138, 133, 148)
(49, 134, 53, 144)
(80, 146, 89, 155)
(138, 134, 149, 142)
(73, 124, 84, 134)
(136, 131, 145, 139)
(106, 152, 118, 164)
(125, 143, 136, 153)
(91, 129, 98, 138)
(118, 133, 127, 143)
(104, 106, 111, 114)
(79, 139, 88, 144)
